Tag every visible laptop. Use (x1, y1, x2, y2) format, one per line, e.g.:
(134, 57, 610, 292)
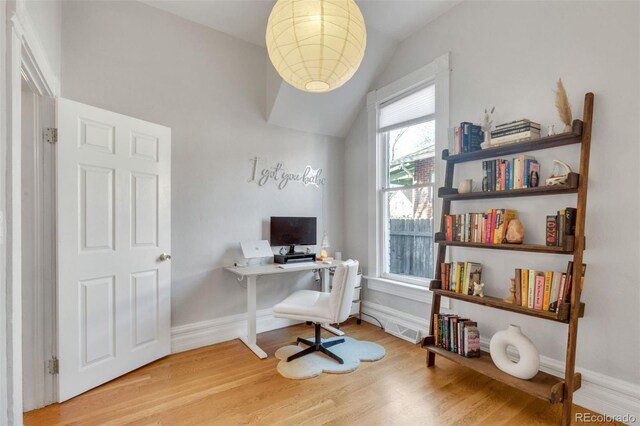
(240, 240, 273, 259)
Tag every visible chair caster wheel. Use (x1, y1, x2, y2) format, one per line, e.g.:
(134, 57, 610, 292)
(356, 319, 362, 325)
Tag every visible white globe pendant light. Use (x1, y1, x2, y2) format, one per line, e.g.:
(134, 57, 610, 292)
(266, 0, 367, 93)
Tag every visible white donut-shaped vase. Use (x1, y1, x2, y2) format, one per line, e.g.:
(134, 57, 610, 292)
(489, 325, 539, 380)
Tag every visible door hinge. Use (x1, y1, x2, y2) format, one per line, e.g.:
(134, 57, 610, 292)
(44, 128, 58, 144)
(47, 358, 59, 375)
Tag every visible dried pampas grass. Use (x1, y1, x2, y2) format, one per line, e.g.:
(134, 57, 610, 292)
(555, 78, 573, 132)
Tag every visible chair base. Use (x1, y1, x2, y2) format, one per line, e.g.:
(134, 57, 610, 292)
(286, 323, 345, 364)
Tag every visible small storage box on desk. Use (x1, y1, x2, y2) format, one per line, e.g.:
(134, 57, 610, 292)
(424, 92, 594, 426)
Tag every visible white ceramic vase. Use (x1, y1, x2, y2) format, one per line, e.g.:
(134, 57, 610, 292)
(489, 325, 539, 380)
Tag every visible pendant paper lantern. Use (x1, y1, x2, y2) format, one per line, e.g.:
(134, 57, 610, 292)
(266, 0, 367, 93)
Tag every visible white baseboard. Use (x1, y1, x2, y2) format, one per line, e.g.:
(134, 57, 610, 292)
(361, 301, 640, 421)
(361, 300, 430, 336)
(171, 308, 300, 354)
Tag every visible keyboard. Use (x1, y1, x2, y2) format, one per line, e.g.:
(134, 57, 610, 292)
(277, 262, 314, 269)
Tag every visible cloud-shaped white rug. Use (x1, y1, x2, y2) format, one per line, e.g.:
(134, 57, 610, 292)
(275, 336, 385, 379)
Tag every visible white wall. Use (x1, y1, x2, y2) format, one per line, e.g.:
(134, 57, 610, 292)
(18, 0, 61, 81)
(346, 0, 640, 391)
(61, 0, 344, 328)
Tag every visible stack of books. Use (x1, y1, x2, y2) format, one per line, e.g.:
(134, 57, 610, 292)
(490, 119, 541, 146)
(482, 155, 540, 191)
(514, 261, 586, 313)
(433, 313, 480, 358)
(448, 122, 484, 155)
(444, 209, 518, 244)
(440, 261, 482, 294)
(546, 207, 577, 247)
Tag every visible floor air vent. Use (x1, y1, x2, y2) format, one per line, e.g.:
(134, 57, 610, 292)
(384, 321, 421, 344)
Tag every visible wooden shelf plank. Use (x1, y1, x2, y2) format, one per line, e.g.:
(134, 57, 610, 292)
(429, 288, 583, 323)
(443, 120, 583, 164)
(434, 239, 573, 254)
(422, 344, 581, 404)
(439, 174, 579, 200)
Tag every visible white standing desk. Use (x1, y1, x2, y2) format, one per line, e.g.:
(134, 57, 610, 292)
(225, 260, 344, 359)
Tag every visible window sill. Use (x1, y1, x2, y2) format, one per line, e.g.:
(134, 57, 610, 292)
(363, 276, 450, 308)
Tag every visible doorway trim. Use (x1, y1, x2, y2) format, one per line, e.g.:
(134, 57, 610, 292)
(3, 4, 58, 424)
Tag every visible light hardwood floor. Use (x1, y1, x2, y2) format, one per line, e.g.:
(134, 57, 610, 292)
(25, 320, 613, 425)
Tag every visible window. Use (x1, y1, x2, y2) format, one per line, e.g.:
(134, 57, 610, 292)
(379, 85, 435, 283)
(366, 53, 449, 296)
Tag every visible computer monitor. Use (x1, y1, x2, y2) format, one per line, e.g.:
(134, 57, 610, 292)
(270, 217, 317, 255)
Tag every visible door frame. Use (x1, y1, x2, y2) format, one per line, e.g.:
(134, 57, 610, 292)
(2, 3, 59, 424)
(21, 86, 57, 411)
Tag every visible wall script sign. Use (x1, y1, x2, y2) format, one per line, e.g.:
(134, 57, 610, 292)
(248, 157, 326, 190)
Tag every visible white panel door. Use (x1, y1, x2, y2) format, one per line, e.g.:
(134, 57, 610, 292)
(56, 98, 171, 401)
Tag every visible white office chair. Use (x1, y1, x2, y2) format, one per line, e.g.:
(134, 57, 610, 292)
(272, 259, 359, 364)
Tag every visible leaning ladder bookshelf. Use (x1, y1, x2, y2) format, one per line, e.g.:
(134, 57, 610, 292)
(423, 93, 594, 426)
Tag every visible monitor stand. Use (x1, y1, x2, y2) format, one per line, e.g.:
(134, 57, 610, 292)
(274, 248, 316, 264)
(287, 245, 304, 255)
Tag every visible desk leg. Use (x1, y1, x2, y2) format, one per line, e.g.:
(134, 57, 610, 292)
(240, 276, 268, 359)
(320, 268, 345, 336)
(321, 268, 330, 293)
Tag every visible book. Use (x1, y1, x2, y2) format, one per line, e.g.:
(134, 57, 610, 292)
(457, 262, 465, 293)
(445, 263, 451, 290)
(495, 118, 540, 129)
(546, 216, 558, 246)
(548, 272, 562, 313)
(452, 262, 460, 292)
(446, 215, 453, 241)
(448, 128, 457, 155)
(557, 209, 566, 247)
(463, 325, 481, 357)
(555, 273, 567, 311)
(491, 124, 541, 138)
(491, 209, 498, 242)
(449, 315, 457, 351)
(529, 161, 540, 187)
(460, 122, 484, 153)
(521, 268, 529, 307)
(514, 155, 535, 189)
(482, 161, 489, 191)
(561, 261, 574, 304)
(543, 271, 553, 311)
(462, 261, 469, 294)
(461, 122, 471, 153)
(534, 272, 545, 310)
(491, 130, 541, 145)
(449, 262, 457, 292)
(563, 263, 587, 304)
(500, 160, 507, 190)
(466, 262, 482, 295)
(522, 159, 539, 187)
(514, 268, 522, 306)
(451, 316, 460, 352)
(458, 320, 474, 355)
(469, 124, 484, 152)
(528, 269, 536, 309)
(564, 208, 577, 235)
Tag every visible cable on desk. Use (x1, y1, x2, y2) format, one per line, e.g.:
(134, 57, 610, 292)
(236, 276, 247, 289)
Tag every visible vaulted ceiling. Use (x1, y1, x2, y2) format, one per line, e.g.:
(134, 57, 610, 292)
(141, 1, 459, 138)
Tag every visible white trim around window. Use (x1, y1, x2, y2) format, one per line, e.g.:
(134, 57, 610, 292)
(366, 52, 450, 301)
(365, 276, 451, 308)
